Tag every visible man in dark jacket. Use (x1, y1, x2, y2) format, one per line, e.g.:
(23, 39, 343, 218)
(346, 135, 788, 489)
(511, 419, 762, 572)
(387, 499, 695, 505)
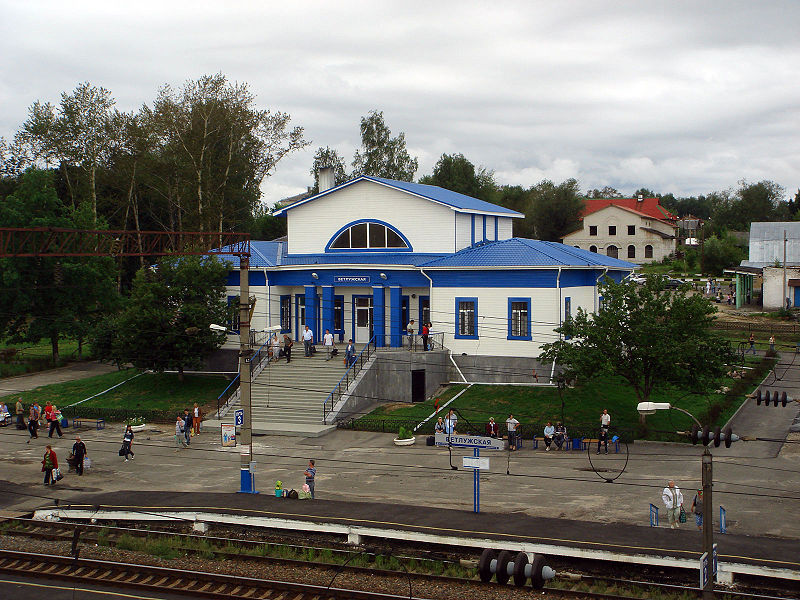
(72, 436, 87, 475)
(183, 409, 193, 446)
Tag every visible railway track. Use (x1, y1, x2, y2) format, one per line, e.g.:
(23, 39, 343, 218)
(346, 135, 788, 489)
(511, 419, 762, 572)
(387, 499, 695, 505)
(0, 549, 424, 600)
(1, 518, 795, 600)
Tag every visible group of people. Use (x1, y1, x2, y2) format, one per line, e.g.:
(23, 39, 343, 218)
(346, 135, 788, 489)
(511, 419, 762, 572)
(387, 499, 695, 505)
(661, 480, 705, 530)
(173, 403, 204, 450)
(266, 327, 358, 368)
(8, 398, 65, 442)
(434, 409, 613, 454)
(38, 435, 89, 485)
(405, 320, 434, 351)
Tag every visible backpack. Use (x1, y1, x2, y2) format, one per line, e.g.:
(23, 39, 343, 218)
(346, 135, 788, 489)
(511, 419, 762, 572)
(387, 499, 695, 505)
(288, 489, 299, 499)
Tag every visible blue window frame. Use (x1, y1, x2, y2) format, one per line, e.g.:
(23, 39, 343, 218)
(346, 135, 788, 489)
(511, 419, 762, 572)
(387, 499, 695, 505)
(280, 295, 291, 333)
(455, 297, 478, 339)
(507, 297, 531, 340)
(564, 297, 572, 340)
(334, 295, 344, 338)
(325, 219, 412, 252)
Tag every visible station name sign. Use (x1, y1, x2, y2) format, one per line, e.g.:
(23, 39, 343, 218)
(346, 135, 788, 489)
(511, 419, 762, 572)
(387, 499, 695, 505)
(334, 276, 371, 284)
(434, 433, 505, 450)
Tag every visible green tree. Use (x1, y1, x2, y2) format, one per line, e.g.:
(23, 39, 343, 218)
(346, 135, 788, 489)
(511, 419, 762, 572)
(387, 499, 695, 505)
(351, 110, 418, 181)
(16, 82, 117, 222)
(246, 203, 287, 240)
(540, 276, 734, 407)
(0, 168, 119, 362)
(147, 73, 308, 233)
(106, 256, 229, 380)
(702, 233, 745, 275)
(495, 185, 535, 238)
(631, 188, 659, 198)
(586, 186, 622, 199)
(309, 146, 348, 194)
(529, 179, 585, 241)
(418, 153, 498, 202)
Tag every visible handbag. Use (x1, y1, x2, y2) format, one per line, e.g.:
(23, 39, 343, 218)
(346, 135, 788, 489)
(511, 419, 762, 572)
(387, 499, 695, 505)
(54, 468, 63, 481)
(679, 505, 687, 523)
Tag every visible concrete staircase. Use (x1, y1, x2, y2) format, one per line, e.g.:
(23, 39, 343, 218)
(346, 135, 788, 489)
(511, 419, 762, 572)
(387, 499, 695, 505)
(250, 351, 346, 426)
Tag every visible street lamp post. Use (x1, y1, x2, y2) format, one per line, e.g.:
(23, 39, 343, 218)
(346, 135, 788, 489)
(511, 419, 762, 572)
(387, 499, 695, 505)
(637, 402, 714, 600)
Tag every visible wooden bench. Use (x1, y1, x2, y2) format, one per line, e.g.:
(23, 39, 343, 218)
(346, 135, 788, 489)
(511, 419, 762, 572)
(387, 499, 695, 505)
(73, 417, 105, 430)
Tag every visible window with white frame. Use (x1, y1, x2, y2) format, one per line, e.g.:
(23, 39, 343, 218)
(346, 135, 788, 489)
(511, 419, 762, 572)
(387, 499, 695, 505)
(329, 221, 408, 250)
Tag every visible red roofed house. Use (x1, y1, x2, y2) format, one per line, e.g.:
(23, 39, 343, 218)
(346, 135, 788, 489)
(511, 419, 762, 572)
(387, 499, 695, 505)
(561, 196, 677, 264)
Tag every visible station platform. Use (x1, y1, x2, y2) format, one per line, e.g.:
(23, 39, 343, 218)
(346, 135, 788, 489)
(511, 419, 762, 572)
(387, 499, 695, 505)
(29, 488, 800, 585)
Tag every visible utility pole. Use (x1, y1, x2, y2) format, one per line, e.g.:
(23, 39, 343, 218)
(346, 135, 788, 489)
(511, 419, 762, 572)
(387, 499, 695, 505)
(239, 255, 255, 493)
(702, 448, 714, 600)
(783, 230, 788, 310)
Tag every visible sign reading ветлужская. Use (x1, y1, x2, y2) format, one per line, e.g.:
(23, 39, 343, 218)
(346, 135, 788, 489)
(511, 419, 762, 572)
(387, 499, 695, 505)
(333, 276, 371, 284)
(434, 433, 506, 450)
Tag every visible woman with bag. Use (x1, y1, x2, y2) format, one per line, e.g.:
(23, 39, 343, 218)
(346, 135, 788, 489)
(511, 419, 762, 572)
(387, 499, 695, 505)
(120, 425, 135, 461)
(42, 445, 59, 485)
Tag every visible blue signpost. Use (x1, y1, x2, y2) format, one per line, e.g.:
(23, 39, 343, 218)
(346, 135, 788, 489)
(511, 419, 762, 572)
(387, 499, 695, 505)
(462, 448, 490, 513)
(446, 434, 499, 514)
(235, 409, 244, 427)
(719, 506, 727, 534)
(700, 552, 709, 590)
(649, 503, 659, 527)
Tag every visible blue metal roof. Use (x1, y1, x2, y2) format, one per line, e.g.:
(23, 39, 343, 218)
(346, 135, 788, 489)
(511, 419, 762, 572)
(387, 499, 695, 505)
(419, 238, 636, 269)
(273, 176, 523, 217)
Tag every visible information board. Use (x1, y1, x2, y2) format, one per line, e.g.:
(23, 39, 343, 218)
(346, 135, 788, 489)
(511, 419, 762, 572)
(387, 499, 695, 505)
(434, 433, 505, 450)
(221, 423, 237, 447)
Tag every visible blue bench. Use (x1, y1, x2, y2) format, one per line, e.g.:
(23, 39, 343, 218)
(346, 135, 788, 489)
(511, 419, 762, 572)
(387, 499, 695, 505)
(73, 417, 105, 430)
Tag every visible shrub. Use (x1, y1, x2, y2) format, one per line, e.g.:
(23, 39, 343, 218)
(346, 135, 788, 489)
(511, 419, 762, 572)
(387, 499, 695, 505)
(397, 425, 413, 440)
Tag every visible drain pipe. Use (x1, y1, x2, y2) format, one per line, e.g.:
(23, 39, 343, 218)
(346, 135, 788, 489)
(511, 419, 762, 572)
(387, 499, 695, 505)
(595, 267, 608, 312)
(421, 267, 466, 383)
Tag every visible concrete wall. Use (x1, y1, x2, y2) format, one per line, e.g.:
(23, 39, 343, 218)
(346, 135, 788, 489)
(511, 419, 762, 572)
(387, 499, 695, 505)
(450, 354, 557, 384)
(763, 266, 800, 309)
(334, 350, 450, 421)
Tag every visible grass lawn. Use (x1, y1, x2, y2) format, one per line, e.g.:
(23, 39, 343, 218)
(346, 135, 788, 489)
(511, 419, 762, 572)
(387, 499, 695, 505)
(0, 337, 83, 378)
(1, 368, 232, 422)
(354, 358, 775, 442)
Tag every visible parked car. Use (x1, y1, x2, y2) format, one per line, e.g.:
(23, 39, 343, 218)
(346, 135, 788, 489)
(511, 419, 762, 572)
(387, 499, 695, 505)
(628, 274, 647, 285)
(664, 277, 685, 289)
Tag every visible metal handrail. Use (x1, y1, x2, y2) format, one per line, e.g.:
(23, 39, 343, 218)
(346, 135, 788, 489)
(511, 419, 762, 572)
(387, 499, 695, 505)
(216, 374, 239, 417)
(323, 336, 376, 423)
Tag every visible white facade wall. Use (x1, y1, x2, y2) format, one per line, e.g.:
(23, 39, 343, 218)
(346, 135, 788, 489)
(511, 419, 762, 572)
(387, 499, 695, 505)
(285, 180, 456, 254)
(430, 283, 599, 357)
(498, 217, 513, 240)
(455, 212, 472, 251)
(762, 267, 800, 310)
(562, 205, 676, 264)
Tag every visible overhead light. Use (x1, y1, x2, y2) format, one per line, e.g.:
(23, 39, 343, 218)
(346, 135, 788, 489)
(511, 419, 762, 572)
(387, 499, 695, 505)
(636, 402, 671, 415)
(312, 272, 319, 279)
(380, 272, 387, 280)
(209, 324, 227, 332)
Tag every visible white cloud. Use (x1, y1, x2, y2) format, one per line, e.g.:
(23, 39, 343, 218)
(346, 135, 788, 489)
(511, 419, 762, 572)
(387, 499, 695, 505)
(1, 0, 799, 201)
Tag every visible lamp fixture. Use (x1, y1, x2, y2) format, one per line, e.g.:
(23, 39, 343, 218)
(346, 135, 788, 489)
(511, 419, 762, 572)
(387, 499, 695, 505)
(312, 272, 319, 279)
(380, 272, 387, 280)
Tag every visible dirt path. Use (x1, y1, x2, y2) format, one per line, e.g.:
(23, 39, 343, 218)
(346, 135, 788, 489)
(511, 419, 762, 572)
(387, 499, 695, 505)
(0, 361, 119, 398)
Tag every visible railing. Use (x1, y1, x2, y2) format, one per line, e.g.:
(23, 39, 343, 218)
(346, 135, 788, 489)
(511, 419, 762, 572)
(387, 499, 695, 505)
(323, 336, 376, 424)
(216, 374, 240, 418)
(407, 332, 446, 352)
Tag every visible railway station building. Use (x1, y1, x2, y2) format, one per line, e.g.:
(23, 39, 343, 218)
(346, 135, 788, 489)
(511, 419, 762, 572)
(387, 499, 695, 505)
(221, 174, 634, 363)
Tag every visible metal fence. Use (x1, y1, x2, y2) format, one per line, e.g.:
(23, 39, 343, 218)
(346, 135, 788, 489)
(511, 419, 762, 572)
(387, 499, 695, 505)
(712, 320, 799, 335)
(323, 337, 376, 423)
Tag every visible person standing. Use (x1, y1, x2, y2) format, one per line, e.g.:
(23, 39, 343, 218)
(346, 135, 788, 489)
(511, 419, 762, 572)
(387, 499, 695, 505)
(16, 398, 26, 430)
(444, 409, 457, 435)
(42, 445, 58, 485)
(747, 333, 756, 355)
(121, 425, 135, 461)
(691, 489, 704, 530)
(769, 335, 776, 353)
(543, 422, 555, 451)
(302, 325, 314, 357)
(45, 402, 63, 438)
(174, 415, 187, 450)
(506, 413, 520, 450)
(406, 319, 415, 349)
(598, 409, 611, 454)
(283, 334, 293, 363)
(27, 404, 40, 443)
(270, 333, 280, 362)
(421, 322, 429, 351)
(662, 480, 684, 529)
(183, 409, 193, 446)
(72, 436, 87, 476)
(323, 329, 335, 360)
(485, 417, 498, 438)
(192, 403, 203, 436)
(304, 459, 316, 499)
(344, 339, 355, 367)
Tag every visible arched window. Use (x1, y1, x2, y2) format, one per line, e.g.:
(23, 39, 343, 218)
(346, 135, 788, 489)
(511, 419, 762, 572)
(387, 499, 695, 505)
(589, 245, 597, 253)
(574, 245, 580, 249)
(606, 246, 619, 259)
(327, 220, 410, 251)
(645, 244, 653, 259)
(627, 245, 636, 259)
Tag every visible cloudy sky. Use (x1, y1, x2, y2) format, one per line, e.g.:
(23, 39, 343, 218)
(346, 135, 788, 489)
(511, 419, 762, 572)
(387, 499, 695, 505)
(1, 1, 798, 203)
